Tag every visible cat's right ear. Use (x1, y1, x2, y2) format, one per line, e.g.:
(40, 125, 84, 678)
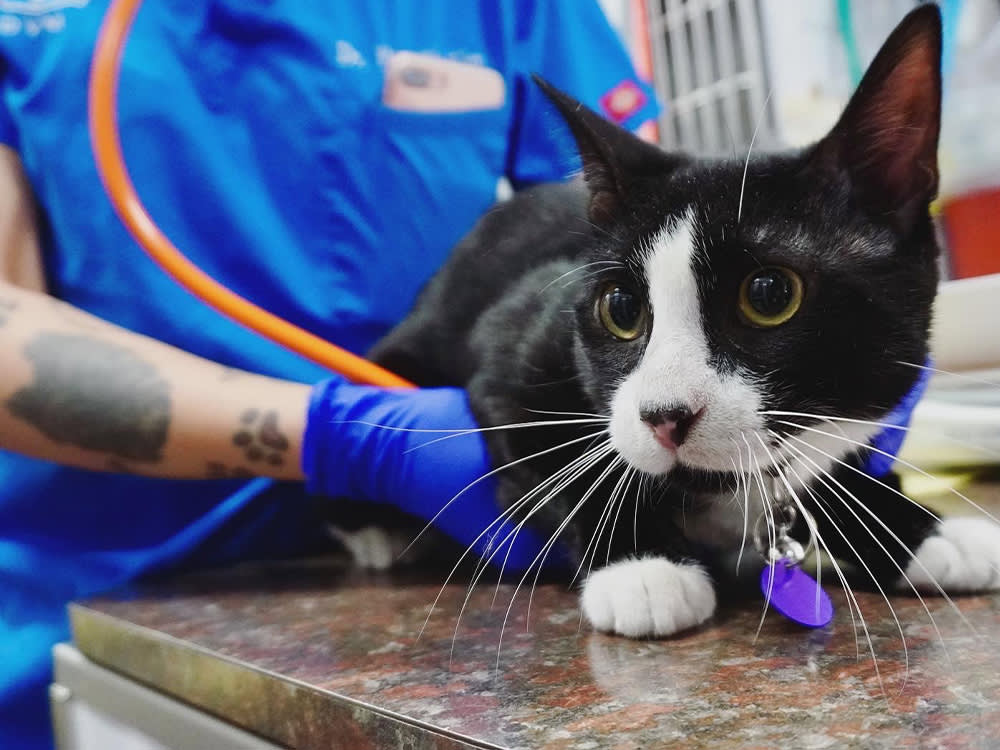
(533, 76, 677, 224)
(812, 5, 942, 235)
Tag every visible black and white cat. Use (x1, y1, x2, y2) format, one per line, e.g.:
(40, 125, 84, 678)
(369, 5, 1000, 638)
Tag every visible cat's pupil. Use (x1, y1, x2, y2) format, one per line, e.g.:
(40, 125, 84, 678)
(607, 287, 640, 329)
(747, 270, 793, 316)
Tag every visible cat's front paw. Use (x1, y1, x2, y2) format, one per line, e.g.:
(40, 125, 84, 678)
(901, 517, 1000, 593)
(327, 525, 407, 570)
(581, 557, 716, 638)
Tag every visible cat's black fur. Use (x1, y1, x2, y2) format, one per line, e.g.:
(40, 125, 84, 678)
(368, 6, 944, 587)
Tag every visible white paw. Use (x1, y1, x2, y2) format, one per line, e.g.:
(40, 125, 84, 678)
(901, 518, 1000, 593)
(581, 557, 716, 638)
(327, 525, 407, 571)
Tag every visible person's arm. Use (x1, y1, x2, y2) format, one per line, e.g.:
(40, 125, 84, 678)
(0, 146, 553, 569)
(0, 279, 312, 479)
(0, 146, 310, 480)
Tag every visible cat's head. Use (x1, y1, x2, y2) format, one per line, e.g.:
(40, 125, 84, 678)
(537, 5, 941, 479)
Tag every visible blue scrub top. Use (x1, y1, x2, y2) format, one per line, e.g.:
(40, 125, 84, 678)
(0, 1, 656, 746)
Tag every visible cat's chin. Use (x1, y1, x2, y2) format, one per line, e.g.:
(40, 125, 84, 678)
(676, 442, 766, 473)
(611, 433, 769, 478)
(610, 436, 678, 476)
(613, 446, 734, 481)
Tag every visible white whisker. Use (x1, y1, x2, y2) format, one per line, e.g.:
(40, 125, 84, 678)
(782, 432, 941, 524)
(732, 435, 751, 574)
(764, 435, 905, 689)
(633, 471, 651, 552)
(563, 266, 629, 289)
(746, 440, 776, 642)
(455, 442, 618, 661)
(331, 417, 600, 438)
(569, 457, 628, 588)
(524, 408, 609, 420)
(497, 448, 622, 668)
(484, 438, 615, 593)
(606, 466, 637, 565)
(402, 417, 610, 454)
(896, 360, 1000, 388)
(403, 428, 609, 563)
(582, 461, 628, 582)
(486, 439, 615, 600)
(771, 444, 863, 661)
(527, 456, 628, 629)
(779, 432, 980, 637)
(539, 260, 624, 293)
(756, 434, 888, 691)
(774, 421, 1000, 528)
(736, 88, 773, 225)
(449, 441, 618, 661)
(414, 429, 611, 637)
(765, 409, 1000, 463)
(777, 433, 968, 661)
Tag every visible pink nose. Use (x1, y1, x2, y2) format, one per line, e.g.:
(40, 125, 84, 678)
(640, 405, 704, 452)
(650, 422, 681, 451)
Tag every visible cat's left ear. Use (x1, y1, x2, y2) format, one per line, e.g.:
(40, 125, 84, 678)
(533, 75, 679, 224)
(813, 5, 942, 234)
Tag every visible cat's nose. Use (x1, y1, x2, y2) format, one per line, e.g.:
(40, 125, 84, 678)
(640, 404, 704, 451)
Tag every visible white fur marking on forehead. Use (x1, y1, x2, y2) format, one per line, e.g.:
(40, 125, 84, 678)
(640, 209, 706, 373)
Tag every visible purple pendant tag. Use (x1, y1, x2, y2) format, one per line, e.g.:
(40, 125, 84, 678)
(760, 561, 833, 628)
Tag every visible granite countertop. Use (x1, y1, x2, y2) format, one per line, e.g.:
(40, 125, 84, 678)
(72, 472, 1000, 749)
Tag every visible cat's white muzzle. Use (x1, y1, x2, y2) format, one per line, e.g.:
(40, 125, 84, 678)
(608, 370, 767, 474)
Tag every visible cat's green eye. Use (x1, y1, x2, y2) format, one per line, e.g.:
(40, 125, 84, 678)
(597, 284, 647, 341)
(739, 267, 803, 327)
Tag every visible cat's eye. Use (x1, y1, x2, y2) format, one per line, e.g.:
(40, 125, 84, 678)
(597, 284, 647, 340)
(739, 267, 803, 327)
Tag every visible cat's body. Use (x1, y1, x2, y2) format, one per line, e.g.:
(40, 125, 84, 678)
(365, 6, 1000, 637)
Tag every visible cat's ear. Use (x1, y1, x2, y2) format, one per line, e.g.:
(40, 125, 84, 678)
(813, 5, 942, 233)
(532, 75, 677, 224)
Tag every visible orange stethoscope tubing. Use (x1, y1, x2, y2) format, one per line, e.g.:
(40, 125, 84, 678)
(87, 0, 414, 389)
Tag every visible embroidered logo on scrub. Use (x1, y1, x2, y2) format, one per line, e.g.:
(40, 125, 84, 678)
(0, 0, 89, 36)
(600, 79, 647, 123)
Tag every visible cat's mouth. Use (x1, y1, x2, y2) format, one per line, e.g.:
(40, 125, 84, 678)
(609, 384, 774, 476)
(618, 411, 881, 492)
(612, 402, 807, 479)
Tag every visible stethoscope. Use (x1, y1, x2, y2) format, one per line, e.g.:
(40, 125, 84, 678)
(88, 0, 413, 388)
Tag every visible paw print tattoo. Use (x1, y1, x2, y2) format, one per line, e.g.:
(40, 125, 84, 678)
(232, 408, 289, 466)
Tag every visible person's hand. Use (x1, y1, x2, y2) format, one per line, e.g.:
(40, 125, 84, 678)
(302, 376, 557, 573)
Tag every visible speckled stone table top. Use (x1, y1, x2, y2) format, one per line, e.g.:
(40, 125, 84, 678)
(72, 474, 1000, 750)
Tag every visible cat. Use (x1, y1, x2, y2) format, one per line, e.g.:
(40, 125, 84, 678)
(367, 4, 1000, 638)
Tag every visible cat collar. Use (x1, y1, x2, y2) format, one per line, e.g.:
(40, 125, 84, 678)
(860, 363, 932, 478)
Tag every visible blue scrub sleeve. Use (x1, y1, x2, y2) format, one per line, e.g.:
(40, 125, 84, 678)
(302, 377, 563, 573)
(508, 0, 660, 186)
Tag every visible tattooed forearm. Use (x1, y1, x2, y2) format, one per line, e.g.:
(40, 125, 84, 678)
(6, 332, 170, 461)
(232, 408, 289, 466)
(0, 283, 309, 479)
